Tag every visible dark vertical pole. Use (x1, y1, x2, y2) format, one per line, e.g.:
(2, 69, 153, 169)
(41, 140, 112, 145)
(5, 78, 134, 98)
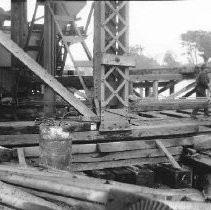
(170, 80, 175, 95)
(43, 4, 55, 117)
(11, 0, 28, 67)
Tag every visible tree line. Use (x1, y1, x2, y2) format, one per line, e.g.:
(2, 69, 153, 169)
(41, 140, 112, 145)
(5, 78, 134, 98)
(130, 30, 211, 69)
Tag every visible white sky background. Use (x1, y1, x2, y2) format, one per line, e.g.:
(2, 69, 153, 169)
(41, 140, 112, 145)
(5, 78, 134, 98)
(1, 0, 211, 65)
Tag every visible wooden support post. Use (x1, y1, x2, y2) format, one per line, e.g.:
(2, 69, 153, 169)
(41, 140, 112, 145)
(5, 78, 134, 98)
(169, 80, 175, 95)
(43, 3, 56, 117)
(153, 80, 158, 98)
(155, 140, 181, 169)
(129, 81, 133, 95)
(145, 86, 150, 97)
(11, 0, 28, 67)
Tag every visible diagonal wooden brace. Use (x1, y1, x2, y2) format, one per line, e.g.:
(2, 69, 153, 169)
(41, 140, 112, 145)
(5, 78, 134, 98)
(0, 30, 97, 119)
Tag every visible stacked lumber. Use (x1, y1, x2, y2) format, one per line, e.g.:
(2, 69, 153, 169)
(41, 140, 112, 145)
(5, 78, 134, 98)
(10, 136, 194, 171)
(0, 163, 208, 210)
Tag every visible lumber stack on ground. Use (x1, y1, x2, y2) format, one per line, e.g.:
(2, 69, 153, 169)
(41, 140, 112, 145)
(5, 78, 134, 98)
(0, 163, 205, 209)
(10, 136, 193, 171)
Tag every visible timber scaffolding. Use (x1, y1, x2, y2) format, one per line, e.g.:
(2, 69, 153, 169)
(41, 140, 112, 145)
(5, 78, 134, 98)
(1, 0, 211, 209)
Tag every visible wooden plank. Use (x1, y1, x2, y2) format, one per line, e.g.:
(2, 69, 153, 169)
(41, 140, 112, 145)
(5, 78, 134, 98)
(72, 155, 180, 171)
(14, 136, 192, 156)
(72, 146, 183, 163)
(0, 122, 198, 146)
(155, 140, 181, 169)
(130, 74, 183, 82)
(129, 67, 194, 75)
(98, 137, 193, 153)
(101, 53, 135, 67)
(56, 75, 93, 89)
(0, 30, 96, 118)
(15, 144, 97, 157)
(130, 98, 209, 112)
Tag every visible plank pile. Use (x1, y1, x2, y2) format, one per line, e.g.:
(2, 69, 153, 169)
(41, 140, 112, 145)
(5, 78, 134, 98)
(0, 163, 209, 210)
(11, 136, 194, 171)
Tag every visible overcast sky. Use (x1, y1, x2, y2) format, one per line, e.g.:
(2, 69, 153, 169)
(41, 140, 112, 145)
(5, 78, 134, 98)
(1, 0, 211, 65)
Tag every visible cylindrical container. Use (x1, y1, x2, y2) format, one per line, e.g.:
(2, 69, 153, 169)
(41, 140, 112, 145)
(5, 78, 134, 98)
(39, 125, 72, 171)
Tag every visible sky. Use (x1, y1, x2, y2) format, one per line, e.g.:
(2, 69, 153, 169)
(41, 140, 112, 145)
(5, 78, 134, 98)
(1, 0, 211, 65)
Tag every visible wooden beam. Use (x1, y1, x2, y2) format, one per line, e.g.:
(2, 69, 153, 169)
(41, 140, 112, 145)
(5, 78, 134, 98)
(56, 76, 93, 89)
(0, 30, 96, 118)
(158, 80, 179, 94)
(72, 146, 183, 163)
(155, 140, 181, 169)
(43, 4, 56, 117)
(130, 74, 183, 82)
(98, 137, 193, 153)
(130, 98, 210, 112)
(72, 156, 180, 171)
(0, 122, 198, 147)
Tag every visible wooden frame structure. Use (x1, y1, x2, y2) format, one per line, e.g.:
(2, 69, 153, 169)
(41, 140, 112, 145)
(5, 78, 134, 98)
(1, 0, 211, 173)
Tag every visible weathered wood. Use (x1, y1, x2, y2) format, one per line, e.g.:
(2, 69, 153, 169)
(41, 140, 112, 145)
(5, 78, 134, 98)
(72, 146, 183, 163)
(101, 53, 135, 67)
(130, 74, 183, 82)
(155, 140, 181, 169)
(22, 187, 104, 210)
(0, 164, 204, 202)
(56, 75, 93, 89)
(0, 181, 62, 210)
(72, 156, 180, 171)
(193, 135, 211, 151)
(129, 67, 195, 75)
(13, 137, 191, 158)
(98, 137, 193, 153)
(130, 98, 210, 111)
(0, 30, 96, 118)
(0, 122, 198, 146)
(0, 172, 108, 204)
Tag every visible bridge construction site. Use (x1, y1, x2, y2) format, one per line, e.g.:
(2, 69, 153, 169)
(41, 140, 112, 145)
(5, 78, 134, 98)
(0, 1, 211, 209)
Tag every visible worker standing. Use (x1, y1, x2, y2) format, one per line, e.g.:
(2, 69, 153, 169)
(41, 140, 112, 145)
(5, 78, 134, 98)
(191, 64, 211, 119)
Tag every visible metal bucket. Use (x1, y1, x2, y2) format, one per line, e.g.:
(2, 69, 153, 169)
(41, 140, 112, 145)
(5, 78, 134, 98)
(39, 125, 72, 171)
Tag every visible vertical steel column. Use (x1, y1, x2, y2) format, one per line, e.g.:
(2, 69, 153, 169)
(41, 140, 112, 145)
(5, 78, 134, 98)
(94, 1, 131, 131)
(43, 3, 56, 117)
